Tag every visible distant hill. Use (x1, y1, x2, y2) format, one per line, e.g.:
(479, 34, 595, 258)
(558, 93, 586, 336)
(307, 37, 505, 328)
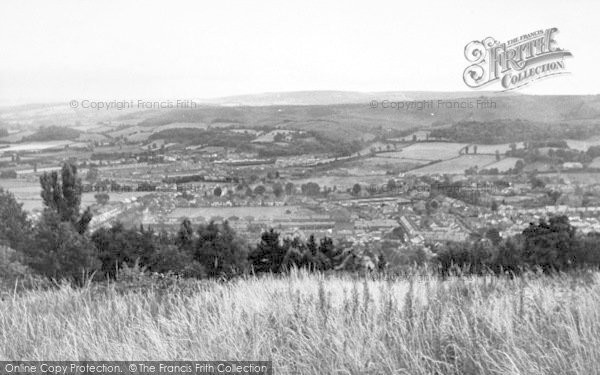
(2, 92, 600, 144)
(200, 90, 517, 106)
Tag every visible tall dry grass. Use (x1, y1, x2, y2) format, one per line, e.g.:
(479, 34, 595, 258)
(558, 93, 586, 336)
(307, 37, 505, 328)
(1, 270, 600, 374)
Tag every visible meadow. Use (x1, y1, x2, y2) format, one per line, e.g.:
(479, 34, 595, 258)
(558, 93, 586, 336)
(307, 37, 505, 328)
(408, 155, 498, 175)
(1, 270, 599, 374)
(398, 142, 467, 161)
(480, 157, 521, 172)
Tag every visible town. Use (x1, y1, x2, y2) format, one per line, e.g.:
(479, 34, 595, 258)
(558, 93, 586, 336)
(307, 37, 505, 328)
(2, 95, 600, 258)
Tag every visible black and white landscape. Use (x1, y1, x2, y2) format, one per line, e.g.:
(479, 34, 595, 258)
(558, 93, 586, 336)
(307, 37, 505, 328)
(1, 1, 600, 374)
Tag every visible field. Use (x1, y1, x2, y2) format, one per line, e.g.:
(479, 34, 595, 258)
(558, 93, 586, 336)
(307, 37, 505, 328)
(472, 143, 524, 154)
(344, 157, 428, 173)
(545, 172, 600, 185)
(590, 157, 600, 169)
(2, 271, 599, 374)
(151, 122, 209, 133)
(0, 140, 73, 152)
(398, 142, 467, 161)
(168, 205, 320, 221)
(566, 137, 600, 152)
(292, 174, 392, 190)
(0, 179, 149, 212)
(408, 155, 498, 175)
(482, 157, 522, 172)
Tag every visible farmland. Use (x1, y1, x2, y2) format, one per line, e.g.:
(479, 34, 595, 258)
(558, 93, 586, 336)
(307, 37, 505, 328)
(2, 271, 599, 375)
(397, 142, 467, 161)
(472, 143, 524, 154)
(0, 140, 74, 153)
(566, 137, 600, 152)
(408, 155, 498, 175)
(482, 157, 522, 172)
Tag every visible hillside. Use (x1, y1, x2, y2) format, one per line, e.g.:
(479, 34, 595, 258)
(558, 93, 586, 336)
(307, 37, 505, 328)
(1, 93, 600, 143)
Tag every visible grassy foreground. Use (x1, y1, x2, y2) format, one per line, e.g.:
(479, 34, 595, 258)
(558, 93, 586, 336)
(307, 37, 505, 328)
(1, 271, 600, 374)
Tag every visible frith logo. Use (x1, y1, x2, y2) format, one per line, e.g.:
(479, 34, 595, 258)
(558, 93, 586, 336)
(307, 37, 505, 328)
(463, 28, 572, 90)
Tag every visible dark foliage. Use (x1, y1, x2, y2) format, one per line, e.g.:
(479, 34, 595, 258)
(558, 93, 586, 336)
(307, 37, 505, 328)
(27, 209, 99, 283)
(0, 188, 32, 251)
(435, 216, 600, 275)
(40, 163, 92, 234)
(430, 120, 600, 144)
(0, 170, 17, 179)
(23, 126, 81, 142)
(249, 230, 342, 273)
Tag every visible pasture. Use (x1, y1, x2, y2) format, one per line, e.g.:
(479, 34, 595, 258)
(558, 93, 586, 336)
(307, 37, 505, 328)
(589, 157, 600, 169)
(398, 142, 467, 161)
(408, 155, 498, 175)
(482, 157, 522, 172)
(1, 271, 599, 375)
(472, 142, 524, 154)
(0, 141, 73, 152)
(566, 137, 600, 152)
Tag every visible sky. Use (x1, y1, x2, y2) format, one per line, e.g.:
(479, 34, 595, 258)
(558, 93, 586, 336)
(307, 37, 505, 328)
(0, 0, 598, 104)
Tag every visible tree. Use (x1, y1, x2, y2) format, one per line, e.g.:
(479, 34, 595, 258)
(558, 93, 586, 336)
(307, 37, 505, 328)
(40, 162, 92, 234)
(285, 182, 295, 195)
(366, 184, 378, 195)
(485, 228, 502, 245)
(86, 167, 99, 182)
(95, 193, 110, 205)
(91, 222, 163, 278)
(249, 229, 287, 273)
(352, 183, 362, 195)
(193, 221, 247, 278)
(522, 216, 577, 271)
(491, 200, 499, 212)
(254, 185, 266, 195)
(514, 160, 524, 173)
(387, 179, 397, 191)
(213, 186, 222, 197)
(547, 190, 561, 204)
(272, 182, 283, 197)
(301, 182, 320, 196)
(0, 188, 32, 251)
(29, 209, 99, 282)
(530, 176, 546, 189)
